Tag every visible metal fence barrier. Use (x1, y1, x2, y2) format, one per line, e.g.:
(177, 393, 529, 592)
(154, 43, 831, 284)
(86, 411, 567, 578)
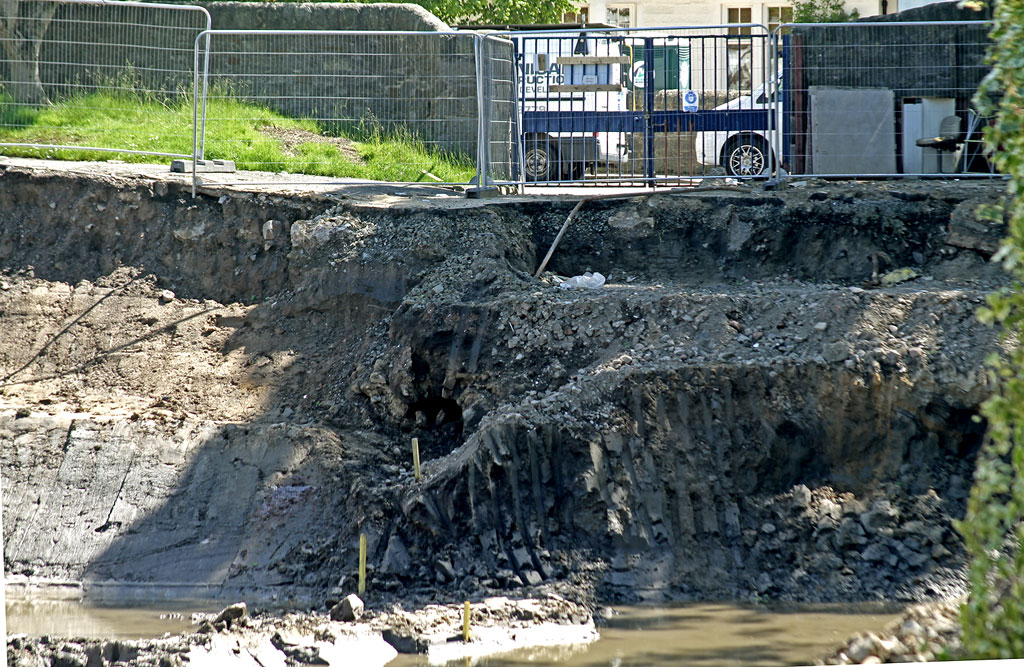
(770, 20, 995, 179)
(0, 5, 1001, 189)
(477, 34, 520, 187)
(0, 0, 210, 161)
(192, 29, 517, 188)
(498, 25, 775, 186)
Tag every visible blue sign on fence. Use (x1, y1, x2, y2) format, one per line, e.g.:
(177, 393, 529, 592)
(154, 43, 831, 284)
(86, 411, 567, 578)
(682, 90, 698, 112)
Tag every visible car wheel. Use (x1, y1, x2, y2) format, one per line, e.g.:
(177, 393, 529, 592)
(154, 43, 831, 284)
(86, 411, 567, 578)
(524, 141, 557, 182)
(723, 135, 770, 177)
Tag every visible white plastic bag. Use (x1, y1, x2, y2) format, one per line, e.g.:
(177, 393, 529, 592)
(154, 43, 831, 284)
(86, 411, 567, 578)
(559, 272, 606, 289)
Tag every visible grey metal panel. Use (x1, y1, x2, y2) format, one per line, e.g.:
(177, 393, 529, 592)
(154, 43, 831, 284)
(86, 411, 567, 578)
(809, 86, 896, 175)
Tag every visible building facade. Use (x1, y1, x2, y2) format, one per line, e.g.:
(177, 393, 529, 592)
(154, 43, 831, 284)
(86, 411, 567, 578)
(566, 0, 897, 29)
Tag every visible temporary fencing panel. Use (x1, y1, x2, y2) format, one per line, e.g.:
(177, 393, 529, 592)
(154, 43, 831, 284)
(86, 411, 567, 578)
(1, 7, 999, 188)
(477, 35, 520, 186)
(504, 25, 774, 185)
(194, 30, 515, 186)
(771, 20, 994, 178)
(0, 0, 210, 160)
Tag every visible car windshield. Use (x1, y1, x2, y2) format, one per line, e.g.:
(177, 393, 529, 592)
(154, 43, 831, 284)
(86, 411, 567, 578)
(755, 77, 784, 104)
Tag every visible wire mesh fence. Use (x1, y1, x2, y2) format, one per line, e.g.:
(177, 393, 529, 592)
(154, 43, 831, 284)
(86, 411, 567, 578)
(0, 0, 210, 160)
(477, 34, 519, 186)
(0, 4, 1001, 188)
(194, 29, 514, 186)
(502, 25, 774, 186)
(770, 20, 995, 178)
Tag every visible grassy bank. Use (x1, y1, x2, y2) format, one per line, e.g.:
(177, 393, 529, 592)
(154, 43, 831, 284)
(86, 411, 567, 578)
(0, 92, 476, 182)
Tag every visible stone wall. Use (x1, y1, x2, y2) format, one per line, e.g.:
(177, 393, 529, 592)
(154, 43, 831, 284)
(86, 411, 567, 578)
(198, 1, 448, 31)
(29, 2, 451, 94)
(199, 27, 482, 154)
(193, 4, 502, 158)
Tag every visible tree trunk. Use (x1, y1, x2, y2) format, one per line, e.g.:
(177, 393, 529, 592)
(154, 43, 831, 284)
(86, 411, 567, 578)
(0, 0, 58, 106)
(7, 57, 48, 106)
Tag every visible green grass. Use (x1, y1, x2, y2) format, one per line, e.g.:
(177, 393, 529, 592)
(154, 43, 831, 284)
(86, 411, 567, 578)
(0, 91, 476, 182)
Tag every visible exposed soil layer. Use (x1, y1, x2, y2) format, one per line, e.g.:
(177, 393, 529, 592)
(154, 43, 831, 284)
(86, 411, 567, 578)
(0, 163, 1008, 632)
(259, 126, 364, 163)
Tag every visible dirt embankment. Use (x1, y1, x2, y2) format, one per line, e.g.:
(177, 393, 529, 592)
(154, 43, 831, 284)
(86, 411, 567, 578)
(0, 161, 1010, 660)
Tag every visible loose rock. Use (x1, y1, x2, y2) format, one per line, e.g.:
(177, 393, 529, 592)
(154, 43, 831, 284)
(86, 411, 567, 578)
(330, 594, 364, 623)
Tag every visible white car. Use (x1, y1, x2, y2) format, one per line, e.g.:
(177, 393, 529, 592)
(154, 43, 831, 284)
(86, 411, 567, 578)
(695, 78, 782, 177)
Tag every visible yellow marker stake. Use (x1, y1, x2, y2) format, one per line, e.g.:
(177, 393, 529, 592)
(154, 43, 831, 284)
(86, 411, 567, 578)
(463, 600, 471, 642)
(358, 533, 367, 595)
(412, 437, 421, 481)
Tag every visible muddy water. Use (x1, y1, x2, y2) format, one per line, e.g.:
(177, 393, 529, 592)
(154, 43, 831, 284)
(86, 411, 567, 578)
(6, 600, 901, 666)
(403, 603, 904, 667)
(5, 600, 209, 640)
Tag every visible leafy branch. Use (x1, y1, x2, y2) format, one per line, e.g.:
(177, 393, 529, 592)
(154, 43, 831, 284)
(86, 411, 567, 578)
(958, 0, 1024, 658)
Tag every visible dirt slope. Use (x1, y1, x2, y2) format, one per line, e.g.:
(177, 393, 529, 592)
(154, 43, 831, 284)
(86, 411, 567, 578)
(0, 163, 1008, 614)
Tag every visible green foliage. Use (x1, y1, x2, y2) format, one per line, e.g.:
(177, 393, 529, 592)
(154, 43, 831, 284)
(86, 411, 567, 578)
(413, 0, 575, 25)
(0, 90, 475, 182)
(957, 0, 1024, 659)
(213, 0, 576, 25)
(792, 0, 860, 22)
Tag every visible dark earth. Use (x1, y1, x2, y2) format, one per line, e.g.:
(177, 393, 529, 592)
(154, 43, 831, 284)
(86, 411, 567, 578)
(0, 158, 1009, 664)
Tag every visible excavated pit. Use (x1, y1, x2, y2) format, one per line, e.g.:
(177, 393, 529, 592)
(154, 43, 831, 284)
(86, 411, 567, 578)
(0, 162, 1009, 612)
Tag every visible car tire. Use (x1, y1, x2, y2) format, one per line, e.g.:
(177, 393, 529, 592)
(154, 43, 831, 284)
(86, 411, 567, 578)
(723, 135, 771, 177)
(524, 140, 557, 182)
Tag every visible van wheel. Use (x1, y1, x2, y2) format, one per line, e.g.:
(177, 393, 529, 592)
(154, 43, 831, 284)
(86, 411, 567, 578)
(723, 135, 770, 177)
(525, 141, 557, 182)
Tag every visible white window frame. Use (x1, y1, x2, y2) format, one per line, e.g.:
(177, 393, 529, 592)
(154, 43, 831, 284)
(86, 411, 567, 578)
(606, 3, 636, 28)
(563, 5, 590, 23)
(725, 6, 753, 35)
(766, 5, 794, 34)
(723, 7, 755, 91)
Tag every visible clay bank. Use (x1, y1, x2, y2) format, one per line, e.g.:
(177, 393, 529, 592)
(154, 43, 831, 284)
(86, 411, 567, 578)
(0, 158, 1008, 664)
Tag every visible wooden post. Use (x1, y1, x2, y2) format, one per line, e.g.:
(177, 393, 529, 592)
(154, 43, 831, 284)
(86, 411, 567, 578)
(358, 533, 367, 596)
(534, 199, 586, 278)
(463, 600, 470, 642)
(412, 438, 421, 481)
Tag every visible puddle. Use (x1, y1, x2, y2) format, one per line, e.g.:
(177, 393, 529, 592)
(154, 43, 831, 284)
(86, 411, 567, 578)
(5, 600, 210, 640)
(392, 602, 903, 667)
(4, 600, 903, 666)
